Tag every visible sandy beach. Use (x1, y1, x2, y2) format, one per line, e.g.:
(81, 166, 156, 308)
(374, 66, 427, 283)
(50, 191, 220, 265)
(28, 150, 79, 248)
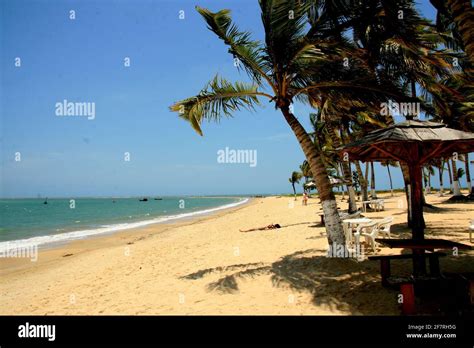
(1, 192, 473, 315)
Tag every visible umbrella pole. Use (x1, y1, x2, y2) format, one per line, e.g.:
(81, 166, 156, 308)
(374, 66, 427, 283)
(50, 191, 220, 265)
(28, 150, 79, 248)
(408, 163, 426, 276)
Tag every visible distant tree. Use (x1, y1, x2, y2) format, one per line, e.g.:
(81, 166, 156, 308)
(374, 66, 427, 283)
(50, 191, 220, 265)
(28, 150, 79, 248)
(289, 171, 302, 200)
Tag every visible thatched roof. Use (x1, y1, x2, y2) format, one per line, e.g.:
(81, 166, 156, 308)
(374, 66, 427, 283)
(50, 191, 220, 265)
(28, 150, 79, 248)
(342, 120, 474, 164)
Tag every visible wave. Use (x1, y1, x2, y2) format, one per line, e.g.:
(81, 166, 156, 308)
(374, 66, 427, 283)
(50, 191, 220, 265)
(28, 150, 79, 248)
(0, 198, 249, 253)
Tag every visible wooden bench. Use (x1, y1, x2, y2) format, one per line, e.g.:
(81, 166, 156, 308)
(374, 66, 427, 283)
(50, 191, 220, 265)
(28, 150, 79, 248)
(368, 252, 446, 288)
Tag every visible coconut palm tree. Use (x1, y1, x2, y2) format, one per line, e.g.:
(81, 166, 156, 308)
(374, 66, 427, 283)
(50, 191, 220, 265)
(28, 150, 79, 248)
(299, 160, 312, 192)
(465, 153, 472, 195)
(457, 167, 466, 191)
(451, 158, 462, 196)
(170, 1, 408, 246)
(422, 165, 435, 194)
(370, 162, 377, 199)
(447, 158, 454, 193)
(289, 171, 302, 200)
(430, 0, 474, 65)
(381, 160, 398, 196)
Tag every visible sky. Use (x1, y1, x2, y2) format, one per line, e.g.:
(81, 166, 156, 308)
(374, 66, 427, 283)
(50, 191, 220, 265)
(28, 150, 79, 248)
(0, 0, 471, 198)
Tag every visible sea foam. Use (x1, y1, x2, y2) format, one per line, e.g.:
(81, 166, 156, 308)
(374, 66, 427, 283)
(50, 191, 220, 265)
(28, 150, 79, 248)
(0, 198, 249, 253)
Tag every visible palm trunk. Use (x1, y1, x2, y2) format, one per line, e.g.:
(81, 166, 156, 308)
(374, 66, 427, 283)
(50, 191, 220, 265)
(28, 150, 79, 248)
(428, 170, 432, 193)
(465, 153, 472, 194)
(452, 159, 462, 196)
(438, 162, 444, 196)
(400, 162, 412, 227)
(355, 161, 369, 201)
(423, 167, 428, 194)
(337, 164, 345, 200)
(387, 165, 393, 196)
(292, 183, 297, 200)
(447, 158, 453, 192)
(365, 162, 370, 199)
(370, 161, 377, 199)
(280, 106, 345, 248)
(328, 124, 357, 213)
(446, 0, 474, 67)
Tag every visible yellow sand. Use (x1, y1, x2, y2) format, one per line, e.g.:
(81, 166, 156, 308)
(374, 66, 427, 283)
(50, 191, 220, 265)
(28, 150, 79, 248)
(1, 192, 473, 315)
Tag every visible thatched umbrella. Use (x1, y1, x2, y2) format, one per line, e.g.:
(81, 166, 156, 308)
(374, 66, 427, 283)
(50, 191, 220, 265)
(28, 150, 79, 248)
(341, 118, 474, 240)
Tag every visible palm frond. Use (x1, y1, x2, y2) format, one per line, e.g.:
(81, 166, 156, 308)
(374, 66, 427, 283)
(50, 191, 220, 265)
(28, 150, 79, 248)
(196, 6, 272, 87)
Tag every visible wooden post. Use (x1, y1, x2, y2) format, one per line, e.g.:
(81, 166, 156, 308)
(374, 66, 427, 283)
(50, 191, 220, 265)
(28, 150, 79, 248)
(408, 161, 426, 276)
(401, 283, 416, 315)
(381, 259, 391, 287)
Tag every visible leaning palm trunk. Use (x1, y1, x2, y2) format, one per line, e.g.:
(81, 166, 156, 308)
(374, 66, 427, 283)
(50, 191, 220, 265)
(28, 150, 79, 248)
(438, 162, 444, 196)
(327, 124, 357, 213)
(370, 161, 377, 199)
(387, 165, 394, 197)
(428, 170, 432, 193)
(447, 158, 454, 192)
(465, 153, 472, 194)
(281, 106, 345, 248)
(452, 159, 462, 196)
(355, 161, 369, 201)
(423, 167, 431, 194)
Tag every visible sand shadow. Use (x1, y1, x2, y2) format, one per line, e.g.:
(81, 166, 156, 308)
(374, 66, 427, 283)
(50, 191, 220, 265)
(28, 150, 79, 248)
(180, 248, 401, 314)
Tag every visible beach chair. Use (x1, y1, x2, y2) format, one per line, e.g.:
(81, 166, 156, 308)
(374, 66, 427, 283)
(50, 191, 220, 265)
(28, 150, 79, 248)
(371, 199, 384, 211)
(377, 216, 394, 238)
(354, 221, 379, 252)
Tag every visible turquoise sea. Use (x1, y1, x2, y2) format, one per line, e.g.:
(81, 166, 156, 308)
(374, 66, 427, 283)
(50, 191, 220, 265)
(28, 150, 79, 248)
(0, 196, 248, 251)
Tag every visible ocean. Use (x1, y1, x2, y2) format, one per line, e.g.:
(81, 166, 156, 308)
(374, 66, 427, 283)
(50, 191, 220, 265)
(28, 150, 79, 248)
(0, 196, 248, 251)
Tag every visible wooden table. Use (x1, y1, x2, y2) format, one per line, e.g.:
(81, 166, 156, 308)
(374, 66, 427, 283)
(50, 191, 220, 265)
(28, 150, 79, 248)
(375, 238, 472, 276)
(375, 238, 473, 250)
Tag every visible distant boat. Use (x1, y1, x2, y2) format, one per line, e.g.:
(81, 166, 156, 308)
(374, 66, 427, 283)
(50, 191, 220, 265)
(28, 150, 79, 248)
(139, 198, 148, 202)
(154, 198, 163, 200)
(43, 198, 48, 205)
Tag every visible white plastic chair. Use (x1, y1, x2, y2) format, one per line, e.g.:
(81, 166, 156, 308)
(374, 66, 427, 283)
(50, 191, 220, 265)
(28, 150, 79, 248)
(377, 216, 394, 238)
(372, 199, 384, 211)
(354, 221, 379, 252)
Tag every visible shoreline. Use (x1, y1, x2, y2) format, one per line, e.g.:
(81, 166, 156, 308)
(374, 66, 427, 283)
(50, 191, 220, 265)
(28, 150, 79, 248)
(0, 197, 251, 255)
(0, 197, 255, 275)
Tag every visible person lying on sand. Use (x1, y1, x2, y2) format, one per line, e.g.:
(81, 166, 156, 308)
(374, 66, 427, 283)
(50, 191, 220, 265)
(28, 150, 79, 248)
(240, 224, 281, 232)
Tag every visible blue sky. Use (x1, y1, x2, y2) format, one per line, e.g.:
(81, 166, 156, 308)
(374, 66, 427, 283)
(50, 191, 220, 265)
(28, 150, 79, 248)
(0, 0, 471, 198)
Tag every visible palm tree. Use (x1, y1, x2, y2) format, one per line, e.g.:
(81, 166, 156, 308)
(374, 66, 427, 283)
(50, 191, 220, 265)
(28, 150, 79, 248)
(422, 165, 435, 194)
(451, 158, 462, 196)
(430, 0, 474, 65)
(370, 162, 377, 199)
(457, 167, 466, 190)
(446, 158, 454, 193)
(289, 171, 302, 200)
(299, 160, 312, 192)
(432, 158, 445, 196)
(381, 160, 398, 196)
(355, 161, 369, 201)
(465, 153, 472, 195)
(170, 2, 402, 246)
